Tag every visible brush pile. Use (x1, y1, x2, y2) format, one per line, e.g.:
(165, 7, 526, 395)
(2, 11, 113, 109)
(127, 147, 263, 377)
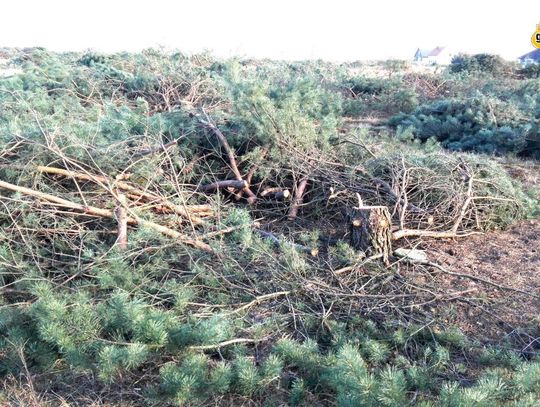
(1, 48, 539, 406)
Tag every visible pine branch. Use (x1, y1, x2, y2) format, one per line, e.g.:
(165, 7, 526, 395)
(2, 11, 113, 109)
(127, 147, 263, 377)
(0, 179, 214, 253)
(36, 165, 207, 225)
(193, 110, 258, 204)
(197, 179, 248, 192)
(188, 338, 262, 351)
(229, 291, 291, 314)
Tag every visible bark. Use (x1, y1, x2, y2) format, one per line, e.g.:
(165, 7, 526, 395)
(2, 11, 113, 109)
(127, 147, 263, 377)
(197, 179, 248, 193)
(235, 148, 268, 201)
(114, 192, 128, 250)
(36, 166, 207, 225)
(184, 204, 213, 213)
(260, 187, 291, 200)
(349, 205, 393, 265)
(288, 177, 309, 220)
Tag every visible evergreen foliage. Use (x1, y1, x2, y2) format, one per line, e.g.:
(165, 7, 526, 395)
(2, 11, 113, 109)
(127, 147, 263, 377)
(0, 48, 539, 406)
(389, 96, 540, 157)
(449, 53, 514, 76)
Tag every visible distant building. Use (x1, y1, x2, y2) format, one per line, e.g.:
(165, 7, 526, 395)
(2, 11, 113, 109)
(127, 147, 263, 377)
(518, 49, 540, 66)
(413, 46, 454, 65)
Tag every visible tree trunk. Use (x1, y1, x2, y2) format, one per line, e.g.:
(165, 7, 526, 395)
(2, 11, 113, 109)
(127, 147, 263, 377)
(349, 206, 392, 265)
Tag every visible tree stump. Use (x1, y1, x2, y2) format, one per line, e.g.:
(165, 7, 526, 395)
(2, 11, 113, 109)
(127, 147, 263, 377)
(349, 206, 392, 265)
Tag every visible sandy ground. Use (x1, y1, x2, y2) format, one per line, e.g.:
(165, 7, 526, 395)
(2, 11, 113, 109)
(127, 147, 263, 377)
(423, 220, 540, 349)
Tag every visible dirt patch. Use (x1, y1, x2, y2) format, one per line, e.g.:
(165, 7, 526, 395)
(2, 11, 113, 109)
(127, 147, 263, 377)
(421, 220, 540, 349)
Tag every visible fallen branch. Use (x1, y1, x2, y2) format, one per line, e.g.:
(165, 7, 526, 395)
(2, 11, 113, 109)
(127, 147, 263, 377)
(194, 111, 257, 204)
(114, 191, 128, 250)
(197, 179, 248, 193)
(333, 254, 384, 275)
(188, 337, 262, 351)
(229, 291, 291, 314)
(451, 173, 474, 234)
(392, 229, 481, 240)
(391, 172, 480, 241)
(36, 166, 207, 225)
(426, 261, 539, 299)
(132, 135, 185, 157)
(0, 179, 213, 253)
(235, 147, 268, 201)
(288, 176, 309, 220)
(261, 187, 291, 200)
(184, 204, 213, 213)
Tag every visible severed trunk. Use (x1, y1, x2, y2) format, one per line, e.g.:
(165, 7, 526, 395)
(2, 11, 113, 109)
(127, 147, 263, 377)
(349, 205, 392, 265)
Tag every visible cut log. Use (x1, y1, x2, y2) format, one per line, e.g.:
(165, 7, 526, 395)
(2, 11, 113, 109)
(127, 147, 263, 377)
(260, 187, 291, 201)
(349, 205, 392, 265)
(288, 177, 309, 220)
(197, 179, 248, 193)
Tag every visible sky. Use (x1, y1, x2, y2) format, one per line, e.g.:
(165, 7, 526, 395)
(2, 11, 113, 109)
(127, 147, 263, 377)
(1, 0, 538, 61)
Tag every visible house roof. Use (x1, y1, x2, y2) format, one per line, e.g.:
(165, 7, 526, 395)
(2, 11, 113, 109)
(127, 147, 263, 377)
(428, 46, 446, 56)
(415, 46, 446, 58)
(519, 49, 540, 61)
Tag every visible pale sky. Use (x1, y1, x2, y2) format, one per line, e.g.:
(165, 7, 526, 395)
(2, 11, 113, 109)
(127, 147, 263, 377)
(1, 0, 538, 61)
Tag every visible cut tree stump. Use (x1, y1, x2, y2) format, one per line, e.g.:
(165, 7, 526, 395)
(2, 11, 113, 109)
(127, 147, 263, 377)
(349, 206, 392, 265)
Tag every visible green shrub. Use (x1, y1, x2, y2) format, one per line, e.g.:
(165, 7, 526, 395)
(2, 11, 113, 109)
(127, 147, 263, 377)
(0, 48, 538, 407)
(342, 76, 419, 115)
(519, 63, 540, 79)
(389, 97, 533, 155)
(449, 53, 514, 76)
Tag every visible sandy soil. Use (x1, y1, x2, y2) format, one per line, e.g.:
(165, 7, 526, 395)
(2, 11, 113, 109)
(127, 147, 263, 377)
(424, 220, 540, 349)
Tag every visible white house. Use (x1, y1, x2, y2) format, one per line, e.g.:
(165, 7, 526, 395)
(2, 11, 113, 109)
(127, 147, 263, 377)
(413, 46, 454, 65)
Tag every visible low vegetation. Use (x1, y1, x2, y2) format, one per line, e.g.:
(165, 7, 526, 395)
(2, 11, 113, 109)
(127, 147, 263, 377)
(0, 48, 539, 406)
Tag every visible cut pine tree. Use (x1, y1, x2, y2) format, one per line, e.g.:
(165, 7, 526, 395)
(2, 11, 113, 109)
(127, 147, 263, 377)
(349, 205, 393, 265)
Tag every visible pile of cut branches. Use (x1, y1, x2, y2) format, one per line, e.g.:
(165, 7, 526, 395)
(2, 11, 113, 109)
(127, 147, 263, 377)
(1, 49, 539, 406)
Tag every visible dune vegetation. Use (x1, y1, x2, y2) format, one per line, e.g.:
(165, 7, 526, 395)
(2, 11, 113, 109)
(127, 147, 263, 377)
(0, 48, 539, 406)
